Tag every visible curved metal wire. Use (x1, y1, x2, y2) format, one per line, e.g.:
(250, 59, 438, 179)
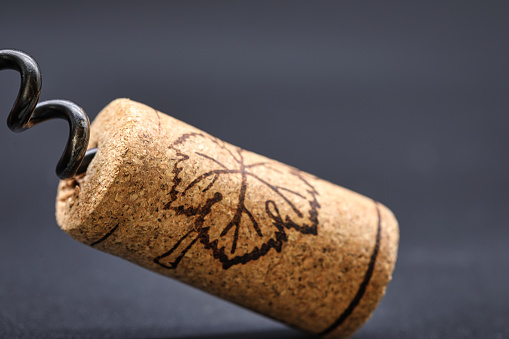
(0, 49, 96, 179)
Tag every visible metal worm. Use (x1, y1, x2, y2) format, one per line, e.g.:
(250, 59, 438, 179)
(0, 49, 96, 179)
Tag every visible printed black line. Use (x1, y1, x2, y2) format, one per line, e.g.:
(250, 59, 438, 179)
(202, 173, 220, 193)
(195, 152, 229, 170)
(246, 172, 303, 217)
(153, 109, 162, 133)
(243, 205, 263, 237)
(154, 229, 199, 269)
(319, 201, 382, 336)
(219, 163, 248, 254)
(245, 162, 267, 168)
(90, 223, 120, 247)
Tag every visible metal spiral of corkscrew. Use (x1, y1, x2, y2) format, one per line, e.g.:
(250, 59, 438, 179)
(0, 49, 96, 179)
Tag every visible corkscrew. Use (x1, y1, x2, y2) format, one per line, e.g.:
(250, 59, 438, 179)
(0, 49, 96, 179)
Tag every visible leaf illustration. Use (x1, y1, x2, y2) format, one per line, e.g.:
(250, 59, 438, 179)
(154, 132, 320, 270)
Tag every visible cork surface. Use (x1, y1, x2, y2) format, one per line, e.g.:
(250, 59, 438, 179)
(56, 99, 398, 338)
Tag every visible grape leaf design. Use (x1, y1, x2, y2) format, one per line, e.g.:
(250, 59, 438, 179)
(154, 132, 320, 270)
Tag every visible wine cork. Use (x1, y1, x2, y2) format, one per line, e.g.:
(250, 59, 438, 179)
(56, 99, 398, 338)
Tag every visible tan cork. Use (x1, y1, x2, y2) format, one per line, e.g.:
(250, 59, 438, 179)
(56, 99, 398, 338)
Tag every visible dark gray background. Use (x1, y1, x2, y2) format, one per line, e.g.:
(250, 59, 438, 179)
(1, 1, 508, 338)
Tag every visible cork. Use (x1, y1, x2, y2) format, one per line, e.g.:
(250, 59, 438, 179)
(56, 99, 398, 338)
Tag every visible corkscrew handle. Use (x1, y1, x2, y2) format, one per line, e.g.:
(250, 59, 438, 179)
(0, 49, 96, 179)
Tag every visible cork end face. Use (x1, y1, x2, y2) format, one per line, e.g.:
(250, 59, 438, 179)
(55, 99, 148, 243)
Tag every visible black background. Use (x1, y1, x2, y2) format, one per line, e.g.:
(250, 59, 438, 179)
(1, 2, 508, 338)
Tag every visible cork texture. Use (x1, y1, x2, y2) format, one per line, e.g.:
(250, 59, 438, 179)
(56, 99, 399, 338)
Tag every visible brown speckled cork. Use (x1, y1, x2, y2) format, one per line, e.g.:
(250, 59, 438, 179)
(56, 99, 398, 338)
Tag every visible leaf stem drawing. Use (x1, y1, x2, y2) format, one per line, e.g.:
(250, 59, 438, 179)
(155, 132, 320, 270)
